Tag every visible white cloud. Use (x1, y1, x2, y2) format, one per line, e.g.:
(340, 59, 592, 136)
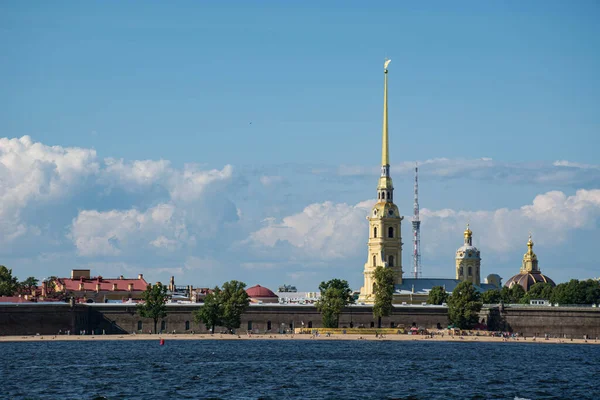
(248, 200, 373, 259)
(70, 203, 194, 256)
(0, 136, 99, 246)
(247, 190, 600, 271)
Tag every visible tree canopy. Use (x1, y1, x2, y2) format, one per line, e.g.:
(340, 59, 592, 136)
(315, 279, 355, 328)
(550, 279, 600, 305)
(481, 289, 502, 304)
(193, 280, 250, 333)
(219, 280, 250, 331)
(194, 287, 222, 333)
(137, 283, 169, 334)
(372, 266, 395, 318)
(447, 281, 482, 329)
(0, 266, 19, 297)
(500, 284, 526, 304)
(427, 286, 449, 305)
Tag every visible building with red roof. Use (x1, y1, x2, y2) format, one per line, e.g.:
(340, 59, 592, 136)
(246, 284, 278, 304)
(44, 269, 149, 303)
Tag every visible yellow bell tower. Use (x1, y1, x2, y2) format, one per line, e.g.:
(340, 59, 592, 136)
(359, 59, 403, 303)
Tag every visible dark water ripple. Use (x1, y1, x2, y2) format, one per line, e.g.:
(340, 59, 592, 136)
(1, 340, 599, 399)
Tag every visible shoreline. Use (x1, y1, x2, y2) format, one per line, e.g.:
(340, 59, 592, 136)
(1, 333, 598, 345)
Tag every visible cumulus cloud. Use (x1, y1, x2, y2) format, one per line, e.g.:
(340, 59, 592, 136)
(0, 136, 236, 260)
(247, 200, 373, 259)
(0, 136, 99, 247)
(247, 190, 600, 271)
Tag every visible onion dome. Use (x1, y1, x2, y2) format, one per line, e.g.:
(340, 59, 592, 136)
(505, 234, 556, 291)
(456, 224, 480, 260)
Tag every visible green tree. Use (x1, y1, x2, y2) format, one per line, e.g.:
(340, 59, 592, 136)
(219, 280, 250, 332)
(520, 282, 554, 304)
(315, 279, 355, 328)
(373, 266, 395, 319)
(0, 266, 19, 296)
(550, 279, 600, 305)
(193, 287, 222, 333)
(137, 282, 169, 334)
(427, 285, 449, 305)
(500, 285, 525, 304)
(447, 281, 482, 329)
(17, 277, 39, 296)
(481, 289, 502, 304)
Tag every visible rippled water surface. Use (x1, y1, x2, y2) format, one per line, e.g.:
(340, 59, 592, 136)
(1, 339, 599, 399)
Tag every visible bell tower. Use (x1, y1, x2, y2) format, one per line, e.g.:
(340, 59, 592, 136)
(359, 59, 403, 303)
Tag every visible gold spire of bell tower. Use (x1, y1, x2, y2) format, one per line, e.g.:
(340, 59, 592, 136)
(382, 58, 391, 168)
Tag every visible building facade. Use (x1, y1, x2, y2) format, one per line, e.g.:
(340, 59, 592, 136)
(455, 224, 481, 285)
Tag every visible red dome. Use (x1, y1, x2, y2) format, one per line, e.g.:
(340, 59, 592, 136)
(246, 285, 278, 298)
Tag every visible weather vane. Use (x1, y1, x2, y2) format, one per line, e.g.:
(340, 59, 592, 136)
(384, 58, 391, 70)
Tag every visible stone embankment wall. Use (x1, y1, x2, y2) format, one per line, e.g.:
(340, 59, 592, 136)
(0, 304, 88, 335)
(2, 303, 599, 337)
(491, 305, 600, 338)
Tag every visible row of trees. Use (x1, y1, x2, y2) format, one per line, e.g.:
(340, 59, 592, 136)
(0, 266, 39, 297)
(137, 280, 250, 334)
(480, 279, 600, 306)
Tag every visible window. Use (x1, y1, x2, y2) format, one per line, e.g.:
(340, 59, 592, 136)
(468, 267, 473, 276)
(137, 321, 142, 331)
(388, 227, 394, 238)
(160, 320, 166, 332)
(267, 320, 272, 330)
(374, 227, 377, 238)
(248, 321, 253, 331)
(373, 255, 376, 267)
(185, 320, 190, 331)
(308, 321, 313, 328)
(387, 192, 390, 200)
(459, 268, 463, 276)
(388, 255, 394, 267)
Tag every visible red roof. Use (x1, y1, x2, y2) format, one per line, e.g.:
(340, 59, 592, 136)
(0, 296, 32, 303)
(246, 285, 278, 298)
(59, 276, 148, 292)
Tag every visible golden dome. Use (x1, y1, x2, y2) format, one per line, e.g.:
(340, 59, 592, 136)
(464, 223, 472, 238)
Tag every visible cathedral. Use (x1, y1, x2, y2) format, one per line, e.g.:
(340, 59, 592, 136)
(358, 61, 502, 304)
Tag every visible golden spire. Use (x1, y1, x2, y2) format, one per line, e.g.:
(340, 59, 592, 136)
(381, 59, 391, 168)
(464, 223, 473, 245)
(527, 232, 534, 255)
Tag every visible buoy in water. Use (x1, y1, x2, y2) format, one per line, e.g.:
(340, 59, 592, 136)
(159, 338, 165, 346)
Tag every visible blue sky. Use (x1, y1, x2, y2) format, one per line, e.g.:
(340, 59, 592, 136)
(1, 1, 599, 291)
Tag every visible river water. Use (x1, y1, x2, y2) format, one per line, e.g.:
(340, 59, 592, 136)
(1, 339, 598, 399)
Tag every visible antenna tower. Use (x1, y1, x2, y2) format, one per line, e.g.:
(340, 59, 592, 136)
(412, 163, 422, 278)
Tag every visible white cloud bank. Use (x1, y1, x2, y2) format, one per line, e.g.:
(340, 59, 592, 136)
(248, 190, 600, 265)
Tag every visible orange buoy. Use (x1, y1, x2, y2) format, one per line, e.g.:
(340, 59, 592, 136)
(159, 338, 165, 345)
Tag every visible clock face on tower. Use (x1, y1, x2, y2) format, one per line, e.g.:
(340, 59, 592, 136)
(388, 209, 394, 216)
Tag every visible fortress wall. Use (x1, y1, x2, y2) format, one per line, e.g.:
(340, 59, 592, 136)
(3, 304, 599, 338)
(0, 304, 88, 335)
(497, 306, 600, 338)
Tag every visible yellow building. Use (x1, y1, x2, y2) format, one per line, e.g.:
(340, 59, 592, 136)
(359, 60, 404, 303)
(455, 224, 481, 285)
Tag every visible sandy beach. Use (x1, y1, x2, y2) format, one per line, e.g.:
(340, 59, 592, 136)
(1, 333, 598, 345)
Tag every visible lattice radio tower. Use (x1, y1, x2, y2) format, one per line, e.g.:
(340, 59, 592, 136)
(412, 163, 422, 278)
